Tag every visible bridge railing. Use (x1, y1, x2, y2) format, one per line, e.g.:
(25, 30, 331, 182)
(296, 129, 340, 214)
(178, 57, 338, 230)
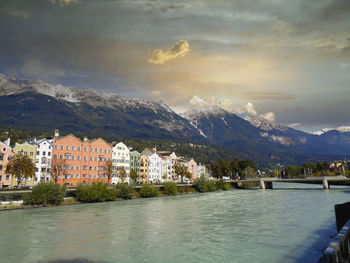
(319, 220, 350, 263)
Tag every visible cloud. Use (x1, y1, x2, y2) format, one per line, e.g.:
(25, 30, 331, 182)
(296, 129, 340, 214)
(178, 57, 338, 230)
(288, 122, 301, 128)
(148, 40, 190, 64)
(50, 0, 79, 5)
(244, 102, 257, 115)
(260, 112, 276, 122)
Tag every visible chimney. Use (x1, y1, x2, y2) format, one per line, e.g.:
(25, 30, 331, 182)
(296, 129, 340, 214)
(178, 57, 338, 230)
(54, 129, 59, 138)
(4, 138, 10, 147)
(84, 136, 88, 142)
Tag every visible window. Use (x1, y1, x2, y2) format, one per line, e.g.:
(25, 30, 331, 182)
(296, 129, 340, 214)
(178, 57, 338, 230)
(60, 155, 63, 160)
(72, 146, 75, 151)
(95, 148, 97, 153)
(48, 152, 51, 156)
(0, 155, 3, 161)
(54, 145, 58, 150)
(84, 156, 87, 161)
(100, 148, 102, 153)
(77, 146, 81, 151)
(82, 174, 86, 178)
(84, 147, 87, 152)
(49, 146, 51, 149)
(60, 145, 64, 150)
(37, 145, 40, 149)
(43, 151, 46, 156)
(30, 152, 33, 156)
(90, 148, 93, 152)
(66, 146, 70, 150)
(0, 165, 2, 170)
(54, 154, 57, 159)
(76, 174, 80, 179)
(83, 165, 87, 170)
(3, 147, 6, 152)
(5, 175, 10, 180)
(76, 166, 80, 170)
(41, 168, 46, 172)
(90, 157, 93, 161)
(72, 156, 75, 160)
(37, 151, 40, 155)
(24, 151, 28, 155)
(95, 157, 97, 161)
(77, 156, 80, 161)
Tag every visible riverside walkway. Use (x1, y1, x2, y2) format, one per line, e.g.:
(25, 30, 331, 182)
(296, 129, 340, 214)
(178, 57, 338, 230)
(227, 176, 350, 189)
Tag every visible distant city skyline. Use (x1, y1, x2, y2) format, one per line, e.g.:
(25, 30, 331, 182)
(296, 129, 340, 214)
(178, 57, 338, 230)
(1, 0, 350, 132)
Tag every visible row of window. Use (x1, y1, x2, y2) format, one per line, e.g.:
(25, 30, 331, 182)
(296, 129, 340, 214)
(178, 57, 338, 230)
(55, 145, 111, 154)
(0, 175, 10, 181)
(112, 159, 129, 164)
(54, 154, 110, 162)
(36, 151, 51, 156)
(59, 174, 107, 179)
(62, 165, 106, 171)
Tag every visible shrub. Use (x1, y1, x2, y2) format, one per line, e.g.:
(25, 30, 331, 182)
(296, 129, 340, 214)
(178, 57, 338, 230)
(115, 183, 134, 199)
(163, 182, 178, 195)
(215, 180, 225, 190)
(193, 175, 208, 192)
(139, 184, 158, 198)
(76, 182, 117, 202)
(223, 183, 232, 190)
(23, 182, 66, 205)
(207, 181, 217, 192)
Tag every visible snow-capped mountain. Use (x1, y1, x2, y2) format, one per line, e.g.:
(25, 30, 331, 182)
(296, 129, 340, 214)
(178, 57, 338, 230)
(1, 73, 350, 166)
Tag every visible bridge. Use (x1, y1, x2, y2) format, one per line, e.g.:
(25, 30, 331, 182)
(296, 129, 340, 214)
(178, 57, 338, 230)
(226, 176, 350, 190)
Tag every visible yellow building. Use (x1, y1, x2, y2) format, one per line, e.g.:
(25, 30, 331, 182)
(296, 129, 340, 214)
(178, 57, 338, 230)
(13, 142, 36, 188)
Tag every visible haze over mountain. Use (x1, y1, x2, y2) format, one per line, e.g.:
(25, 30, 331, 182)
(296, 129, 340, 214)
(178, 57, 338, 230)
(1, 74, 349, 167)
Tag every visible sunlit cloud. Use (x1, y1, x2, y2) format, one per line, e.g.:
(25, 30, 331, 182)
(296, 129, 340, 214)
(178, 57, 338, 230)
(148, 40, 190, 64)
(50, 0, 79, 6)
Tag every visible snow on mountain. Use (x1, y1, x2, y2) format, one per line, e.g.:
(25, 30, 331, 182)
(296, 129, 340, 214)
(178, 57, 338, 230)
(0, 73, 174, 114)
(244, 114, 287, 132)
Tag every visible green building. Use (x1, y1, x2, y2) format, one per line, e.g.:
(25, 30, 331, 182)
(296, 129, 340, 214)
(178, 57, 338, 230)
(130, 151, 141, 175)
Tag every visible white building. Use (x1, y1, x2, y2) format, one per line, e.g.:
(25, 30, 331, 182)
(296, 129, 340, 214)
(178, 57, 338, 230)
(112, 142, 130, 184)
(141, 148, 162, 183)
(160, 155, 172, 181)
(197, 163, 208, 179)
(32, 139, 53, 184)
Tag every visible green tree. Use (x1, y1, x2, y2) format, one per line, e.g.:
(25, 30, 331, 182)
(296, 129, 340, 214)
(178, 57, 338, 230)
(117, 167, 128, 183)
(129, 169, 139, 184)
(6, 154, 35, 187)
(175, 163, 191, 183)
(285, 166, 302, 178)
(242, 166, 255, 179)
(23, 182, 66, 205)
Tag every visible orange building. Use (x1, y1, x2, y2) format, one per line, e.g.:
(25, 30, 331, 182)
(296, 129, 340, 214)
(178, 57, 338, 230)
(52, 130, 112, 187)
(0, 138, 13, 188)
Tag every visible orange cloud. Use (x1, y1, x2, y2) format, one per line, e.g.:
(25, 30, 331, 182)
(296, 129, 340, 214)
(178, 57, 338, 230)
(148, 40, 190, 64)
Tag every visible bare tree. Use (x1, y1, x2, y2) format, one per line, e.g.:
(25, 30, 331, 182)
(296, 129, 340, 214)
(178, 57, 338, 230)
(51, 158, 66, 184)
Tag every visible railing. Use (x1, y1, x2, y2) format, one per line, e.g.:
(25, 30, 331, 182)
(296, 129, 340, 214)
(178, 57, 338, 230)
(319, 220, 350, 262)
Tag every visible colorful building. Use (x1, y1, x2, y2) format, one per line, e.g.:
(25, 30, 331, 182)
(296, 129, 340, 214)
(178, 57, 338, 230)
(112, 142, 130, 184)
(140, 154, 148, 183)
(13, 142, 36, 187)
(0, 138, 13, 188)
(141, 148, 162, 183)
(32, 138, 53, 184)
(130, 150, 141, 176)
(52, 130, 112, 187)
(187, 158, 198, 181)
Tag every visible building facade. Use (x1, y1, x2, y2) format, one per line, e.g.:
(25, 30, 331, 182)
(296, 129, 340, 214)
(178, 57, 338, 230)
(112, 142, 130, 184)
(13, 142, 36, 187)
(187, 158, 198, 181)
(0, 139, 13, 188)
(52, 131, 112, 187)
(140, 155, 148, 183)
(33, 138, 53, 184)
(130, 151, 141, 180)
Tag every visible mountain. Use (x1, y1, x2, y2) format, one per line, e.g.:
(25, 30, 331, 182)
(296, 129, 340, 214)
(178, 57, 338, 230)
(0, 73, 204, 141)
(0, 73, 349, 167)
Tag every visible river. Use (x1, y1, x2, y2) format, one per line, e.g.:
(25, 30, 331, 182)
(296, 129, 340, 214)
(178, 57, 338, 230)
(1, 183, 350, 263)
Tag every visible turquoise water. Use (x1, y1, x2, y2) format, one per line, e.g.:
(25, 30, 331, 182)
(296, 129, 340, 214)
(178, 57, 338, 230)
(1, 183, 350, 263)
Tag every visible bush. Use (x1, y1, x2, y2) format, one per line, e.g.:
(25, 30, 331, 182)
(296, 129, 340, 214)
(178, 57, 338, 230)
(76, 182, 117, 202)
(223, 183, 232, 190)
(207, 181, 217, 192)
(115, 183, 134, 199)
(163, 182, 178, 195)
(139, 184, 158, 198)
(193, 175, 208, 192)
(215, 180, 225, 190)
(23, 182, 66, 205)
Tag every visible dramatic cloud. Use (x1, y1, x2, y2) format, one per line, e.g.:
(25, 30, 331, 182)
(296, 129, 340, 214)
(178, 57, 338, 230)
(260, 112, 276, 122)
(148, 40, 190, 64)
(50, 0, 79, 5)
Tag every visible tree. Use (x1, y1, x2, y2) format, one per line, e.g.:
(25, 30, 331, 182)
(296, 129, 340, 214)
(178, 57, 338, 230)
(129, 169, 138, 184)
(117, 167, 127, 183)
(104, 159, 113, 185)
(175, 163, 191, 183)
(6, 154, 35, 187)
(242, 166, 255, 179)
(51, 158, 66, 184)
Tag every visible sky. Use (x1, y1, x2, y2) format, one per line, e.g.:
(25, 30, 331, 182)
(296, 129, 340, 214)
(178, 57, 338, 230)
(0, 0, 350, 132)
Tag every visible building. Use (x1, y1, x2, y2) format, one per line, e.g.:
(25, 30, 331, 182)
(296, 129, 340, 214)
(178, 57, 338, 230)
(112, 142, 130, 184)
(187, 158, 198, 181)
(52, 130, 112, 187)
(197, 163, 208, 179)
(0, 138, 13, 188)
(130, 151, 141, 179)
(32, 138, 53, 184)
(141, 148, 162, 183)
(140, 154, 148, 183)
(13, 142, 36, 187)
(158, 151, 177, 181)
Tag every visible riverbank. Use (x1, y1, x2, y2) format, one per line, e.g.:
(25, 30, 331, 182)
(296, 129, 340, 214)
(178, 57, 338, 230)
(0, 181, 239, 211)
